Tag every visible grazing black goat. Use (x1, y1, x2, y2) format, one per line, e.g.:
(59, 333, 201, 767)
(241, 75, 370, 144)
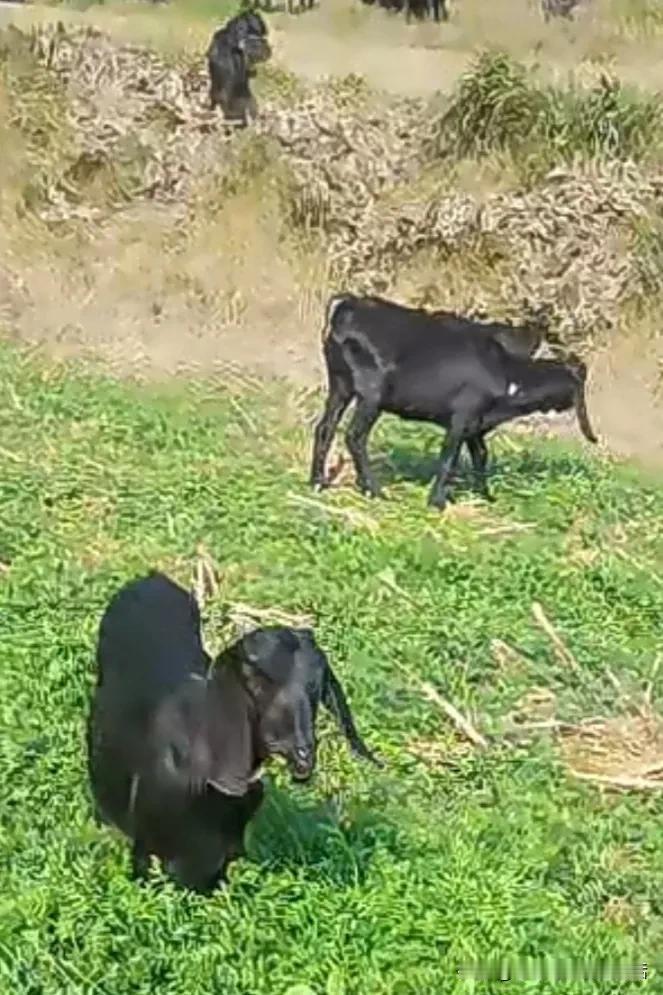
(88, 571, 379, 894)
(541, 0, 582, 22)
(406, 0, 447, 22)
(310, 294, 597, 511)
(360, 0, 448, 21)
(206, 10, 271, 124)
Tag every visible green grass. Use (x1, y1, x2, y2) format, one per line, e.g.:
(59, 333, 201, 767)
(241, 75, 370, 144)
(1, 342, 663, 995)
(48, 0, 237, 17)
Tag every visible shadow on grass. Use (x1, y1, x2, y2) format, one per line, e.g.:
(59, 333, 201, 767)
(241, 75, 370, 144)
(376, 442, 598, 492)
(248, 781, 401, 886)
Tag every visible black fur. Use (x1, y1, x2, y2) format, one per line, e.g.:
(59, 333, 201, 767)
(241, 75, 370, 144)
(206, 11, 271, 124)
(88, 571, 379, 893)
(311, 293, 596, 510)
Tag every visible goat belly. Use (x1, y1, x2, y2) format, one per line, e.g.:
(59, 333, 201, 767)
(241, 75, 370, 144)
(383, 379, 457, 426)
(382, 399, 452, 426)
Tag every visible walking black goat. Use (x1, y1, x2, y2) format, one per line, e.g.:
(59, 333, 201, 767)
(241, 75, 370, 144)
(310, 294, 597, 510)
(206, 11, 271, 124)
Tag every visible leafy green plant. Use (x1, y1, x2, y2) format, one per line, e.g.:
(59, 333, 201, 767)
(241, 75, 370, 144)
(432, 51, 547, 158)
(1, 342, 662, 995)
(430, 50, 663, 169)
(544, 73, 663, 161)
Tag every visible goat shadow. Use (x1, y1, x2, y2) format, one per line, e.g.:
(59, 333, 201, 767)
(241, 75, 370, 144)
(378, 440, 599, 493)
(245, 779, 401, 886)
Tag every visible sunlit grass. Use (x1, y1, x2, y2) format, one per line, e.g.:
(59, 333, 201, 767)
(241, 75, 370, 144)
(1, 343, 662, 993)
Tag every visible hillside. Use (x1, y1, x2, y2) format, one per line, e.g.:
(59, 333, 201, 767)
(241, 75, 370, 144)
(1, 1, 663, 462)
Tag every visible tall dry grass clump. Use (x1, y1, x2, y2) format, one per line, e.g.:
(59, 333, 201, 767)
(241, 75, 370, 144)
(430, 48, 663, 170)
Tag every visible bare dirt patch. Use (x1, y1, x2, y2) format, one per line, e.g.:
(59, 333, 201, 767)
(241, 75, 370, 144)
(270, 0, 663, 95)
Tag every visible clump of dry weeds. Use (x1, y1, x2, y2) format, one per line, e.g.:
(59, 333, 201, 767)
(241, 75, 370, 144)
(417, 599, 663, 793)
(560, 710, 663, 790)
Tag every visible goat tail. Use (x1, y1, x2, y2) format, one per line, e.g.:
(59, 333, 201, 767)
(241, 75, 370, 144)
(574, 383, 598, 444)
(322, 294, 352, 341)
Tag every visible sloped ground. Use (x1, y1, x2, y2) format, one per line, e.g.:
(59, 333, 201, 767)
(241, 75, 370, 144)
(6, 19, 663, 337)
(1, 12, 663, 464)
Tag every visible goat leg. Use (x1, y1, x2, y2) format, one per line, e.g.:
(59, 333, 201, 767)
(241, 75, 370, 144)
(226, 780, 265, 864)
(310, 384, 352, 489)
(428, 420, 466, 510)
(91, 801, 108, 827)
(131, 840, 150, 882)
(345, 399, 382, 498)
(466, 434, 494, 502)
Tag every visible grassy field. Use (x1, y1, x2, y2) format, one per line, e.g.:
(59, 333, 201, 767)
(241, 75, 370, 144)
(2, 0, 663, 990)
(1, 342, 663, 994)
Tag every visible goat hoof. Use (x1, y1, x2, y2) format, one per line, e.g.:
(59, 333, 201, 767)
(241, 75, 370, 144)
(311, 478, 328, 492)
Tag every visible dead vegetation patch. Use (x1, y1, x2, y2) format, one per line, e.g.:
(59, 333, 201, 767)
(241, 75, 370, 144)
(559, 710, 663, 791)
(2, 21, 663, 462)
(3, 21, 663, 351)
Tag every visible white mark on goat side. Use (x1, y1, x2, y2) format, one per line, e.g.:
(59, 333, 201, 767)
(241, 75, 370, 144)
(507, 382, 519, 396)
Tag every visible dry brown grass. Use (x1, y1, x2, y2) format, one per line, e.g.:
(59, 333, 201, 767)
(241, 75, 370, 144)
(12, 0, 663, 94)
(560, 710, 663, 791)
(7, 21, 663, 335)
(498, 606, 663, 793)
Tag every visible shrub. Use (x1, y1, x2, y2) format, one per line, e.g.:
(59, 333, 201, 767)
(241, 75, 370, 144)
(431, 51, 547, 159)
(430, 50, 663, 169)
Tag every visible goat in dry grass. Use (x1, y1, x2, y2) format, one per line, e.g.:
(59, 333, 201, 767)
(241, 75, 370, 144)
(406, 0, 448, 22)
(541, 0, 583, 22)
(207, 11, 271, 124)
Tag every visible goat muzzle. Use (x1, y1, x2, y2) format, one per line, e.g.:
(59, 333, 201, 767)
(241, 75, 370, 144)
(288, 746, 315, 783)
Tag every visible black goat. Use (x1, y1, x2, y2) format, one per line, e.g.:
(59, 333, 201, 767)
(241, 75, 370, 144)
(88, 571, 379, 894)
(360, 0, 448, 20)
(541, 0, 582, 21)
(310, 293, 597, 510)
(286, 0, 316, 13)
(427, 308, 544, 361)
(311, 294, 544, 497)
(406, 0, 447, 22)
(207, 11, 271, 124)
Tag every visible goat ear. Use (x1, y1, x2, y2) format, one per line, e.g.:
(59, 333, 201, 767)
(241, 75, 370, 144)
(207, 774, 249, 798)
(322, 665, 383, 768)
